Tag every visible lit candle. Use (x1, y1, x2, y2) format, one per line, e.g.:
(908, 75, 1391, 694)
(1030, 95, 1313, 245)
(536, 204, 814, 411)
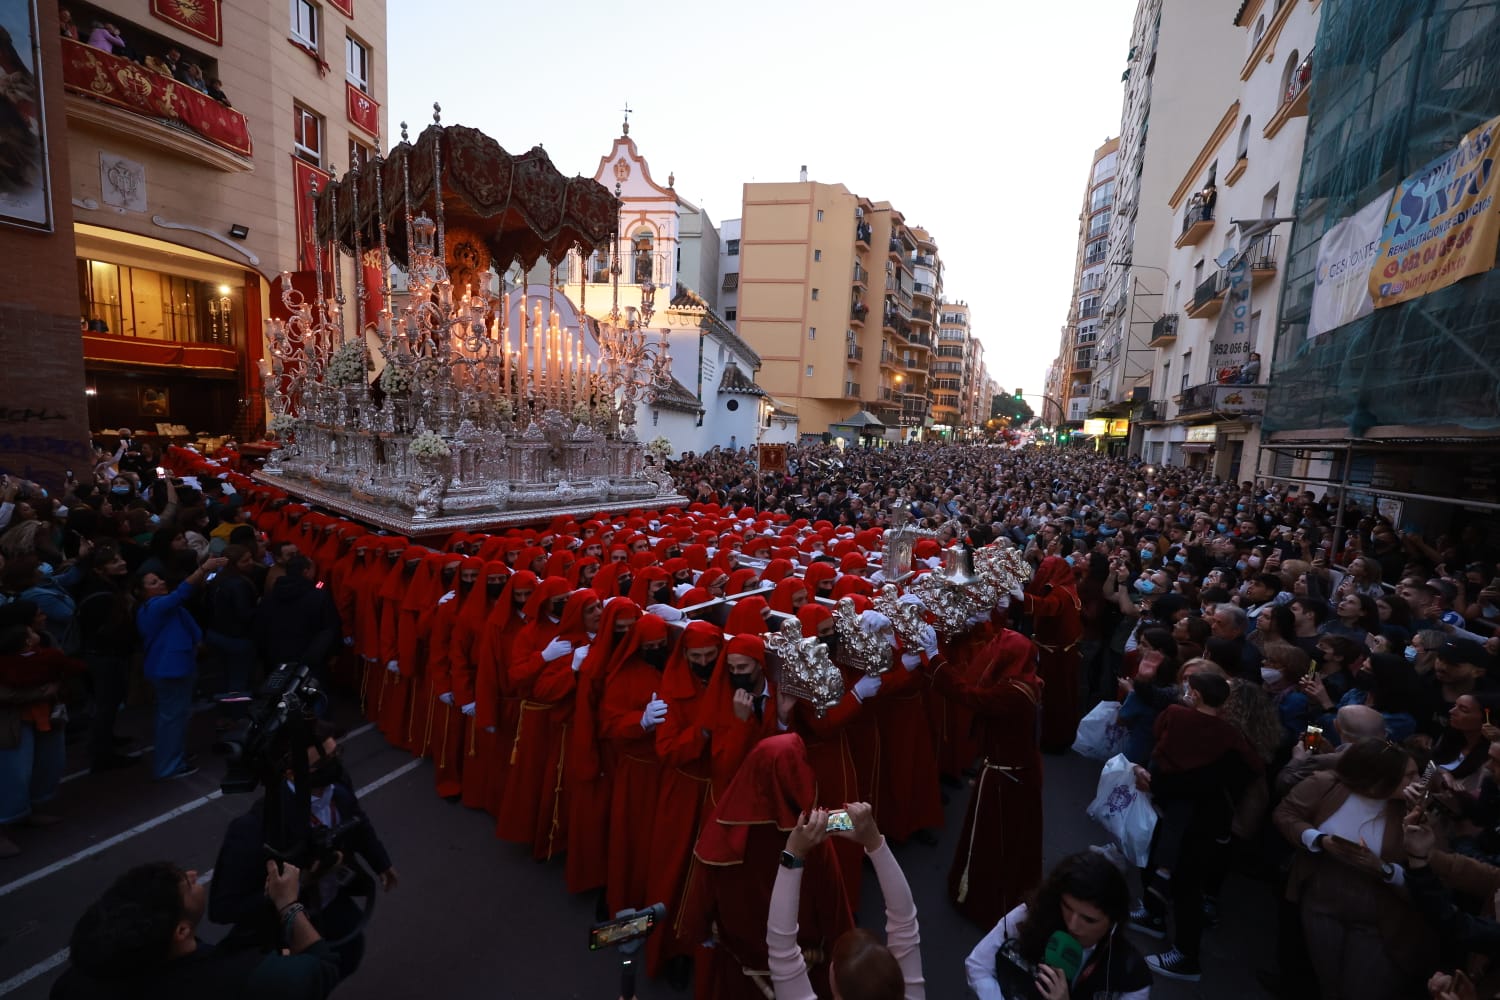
(519, 299, 529, 389)
(501, 336, 510, 393)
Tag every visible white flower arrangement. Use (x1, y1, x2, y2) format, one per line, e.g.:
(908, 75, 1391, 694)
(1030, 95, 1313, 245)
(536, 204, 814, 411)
(494, 396, 514, 422)
(267, 414, 299, 437)
(407, 430, 452, 460)
(571, 402, 592, 426)
(646, 436, 673, 460)
(379, 362, 412, 395)
(326, 341, 370, 387)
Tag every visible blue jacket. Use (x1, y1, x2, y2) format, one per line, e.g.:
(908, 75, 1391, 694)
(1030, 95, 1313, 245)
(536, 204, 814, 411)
(137, 581, 203, 680)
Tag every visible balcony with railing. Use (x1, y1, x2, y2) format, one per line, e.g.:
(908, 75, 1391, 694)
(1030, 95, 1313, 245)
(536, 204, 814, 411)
(1138, 400, 1169, 423)
(846, 343, 864, 361)
(1175, 381, 1268, 418)
(852, 263, 868, 289)
(1084, 247, 1109, 267)
(912, 282, 935, 301)
(855, 222, 872, 246)
(1149, 312, 1178, 346)
(880, 349, 897, 367)
(1175, 197, 1214, 248)
(845, 381, 862, 398)
(60, 37, 253, 170)
(1185, 270, 1228, 319)
(1265, 51, 1312, 140)
(880, 387, 896, 402)
(850, 301, 869, 326)
(888, 238, 903, 261)
(937, 345, 963, 358)
(906, 329, 932, 350)
(910, 306, 933, 325)
(903, 357, 924, 371)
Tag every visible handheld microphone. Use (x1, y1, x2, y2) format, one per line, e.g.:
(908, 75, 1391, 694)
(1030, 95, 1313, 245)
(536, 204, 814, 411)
(1043, 930, 1083, 983)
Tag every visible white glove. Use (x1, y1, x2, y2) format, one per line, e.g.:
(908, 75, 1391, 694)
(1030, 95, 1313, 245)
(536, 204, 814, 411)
(898, 593, 927, 611)
(852, 674, 883, 702)
(460, 701, 476, 717)
(343, 635, 355, 647)
(965, 613, 990, 629)
(673, 582, 694, 599)
(641, 692, 668, 730)
(438, 692, 455, 706)
(386, 659, 400, 674)
(571, 646, 590, 672)
(918, 624, 939, 658)
(859, 610, 892, 633)
(901, 651, 924, 672)
(542, 637, 574, 662)
(1009, 585, 1025, 602)
(647, 603, 685, 622)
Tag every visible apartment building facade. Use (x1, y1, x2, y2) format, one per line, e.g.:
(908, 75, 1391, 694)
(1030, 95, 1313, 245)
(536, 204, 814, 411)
(38, 0, 387, 446)
(1090, 0, 1244, 454)
(1139, 0, 1318, 481)
(735, 177, 941, 439)
(1052, 137, 1119, 431)
(932, 301, 968, 433)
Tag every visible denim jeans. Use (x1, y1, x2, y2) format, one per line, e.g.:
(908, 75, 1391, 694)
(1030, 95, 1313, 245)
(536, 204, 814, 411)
(150, 673, 196, 778)
(0, 723, 67, 823)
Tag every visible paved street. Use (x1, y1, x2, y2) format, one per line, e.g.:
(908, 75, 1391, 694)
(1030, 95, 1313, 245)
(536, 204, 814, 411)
(1, 697, 1274, 999)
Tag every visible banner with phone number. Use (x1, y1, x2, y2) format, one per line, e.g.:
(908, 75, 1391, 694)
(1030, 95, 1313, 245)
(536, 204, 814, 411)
(1370, 113, 1500, 308)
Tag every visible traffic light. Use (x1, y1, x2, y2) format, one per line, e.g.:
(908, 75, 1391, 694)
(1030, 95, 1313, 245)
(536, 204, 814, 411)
(1013, 388, 1023, 401)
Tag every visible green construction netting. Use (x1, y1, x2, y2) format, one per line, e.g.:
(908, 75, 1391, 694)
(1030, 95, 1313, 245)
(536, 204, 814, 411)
(1266, 0, 1500, 435)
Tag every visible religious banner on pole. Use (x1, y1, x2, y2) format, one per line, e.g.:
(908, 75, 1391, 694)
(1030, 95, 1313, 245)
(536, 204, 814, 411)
(1308, 190, 1390, 338)
(758, 443, 788, 475)
(1370, 113, 1500, 308)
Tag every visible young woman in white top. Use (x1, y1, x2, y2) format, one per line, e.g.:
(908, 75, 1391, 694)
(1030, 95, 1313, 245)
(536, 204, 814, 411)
(965, 851, 1152, 1000)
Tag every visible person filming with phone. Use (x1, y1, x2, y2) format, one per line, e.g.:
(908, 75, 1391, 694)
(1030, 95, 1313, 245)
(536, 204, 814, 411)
(771, 802, 923, 999)
(964, 851, 1150, 1000)
(51, 858, 341, 999)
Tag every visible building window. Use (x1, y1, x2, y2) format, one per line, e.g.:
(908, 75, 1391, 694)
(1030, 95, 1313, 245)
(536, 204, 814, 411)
(816, 209, 824, 222)
(1181, 350, 1192, 391)
(726, 239, 739, 256)
(348, 137, 373, 169)
(813, 249, 822, 262)
(1237, 115, 1252, 159)
(633, 228, 654, 284)
(722, 272, 738, 292)
(76, 258, 226, 344)
(293, 104, 323, 166)
(809, 327, 816, 340)
(811, 288, 819, 301)
(725, 308, 736, 322)
(806, 365, 814, 377)
(346, 35, 369, 93)
(290, 0, 318, 48)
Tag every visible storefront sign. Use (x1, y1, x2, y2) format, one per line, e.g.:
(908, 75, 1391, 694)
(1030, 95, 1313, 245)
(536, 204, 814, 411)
(1308, 190, 1390, 337)
(1108, 419, 1130, 436)
(1185, 424, 1218, 444)
(1082, 419, 1108, 436)
(1216, 385, 1268, 415)
(1371, 113, 1500, 307)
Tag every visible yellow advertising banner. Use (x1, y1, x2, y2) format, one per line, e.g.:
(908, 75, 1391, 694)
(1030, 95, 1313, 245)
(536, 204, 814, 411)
(1370, 114, 1500, 307)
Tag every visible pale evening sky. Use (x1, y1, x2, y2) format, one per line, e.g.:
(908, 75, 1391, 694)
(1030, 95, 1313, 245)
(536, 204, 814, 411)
(388, 0, 1137, 404)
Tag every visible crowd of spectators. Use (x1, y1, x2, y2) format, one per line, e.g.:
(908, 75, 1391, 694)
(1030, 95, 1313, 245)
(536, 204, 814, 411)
(9, 431, 1500, 998)
(66, 8, 232, 106)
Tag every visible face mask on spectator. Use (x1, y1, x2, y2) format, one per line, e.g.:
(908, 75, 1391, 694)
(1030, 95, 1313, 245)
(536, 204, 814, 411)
(149, 514, 161, 526)
(1173, 554, 1187, 565)
(1137, 578, 1156, 594)
(1405, 645, 1419, 663)
(111, 486, 131, 496)
(37, 562, 54, 577)
(1217, 522, 1229, 532)
(1261, 666, 1283, 686)
(1248, 556, 1262, 569)
(1235, 560, 1248, 572)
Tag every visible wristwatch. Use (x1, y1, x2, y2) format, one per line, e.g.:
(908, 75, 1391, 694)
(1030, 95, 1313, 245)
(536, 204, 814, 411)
(779, 850, 804, 870)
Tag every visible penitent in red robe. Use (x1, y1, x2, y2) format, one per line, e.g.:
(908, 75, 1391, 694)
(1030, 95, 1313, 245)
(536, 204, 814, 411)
(1023, 556, 1084, 753)
(932, 626, 1044, 930)
(874, 655, 945, 843)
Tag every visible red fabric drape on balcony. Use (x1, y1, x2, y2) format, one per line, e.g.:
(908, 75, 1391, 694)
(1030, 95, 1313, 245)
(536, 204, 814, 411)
(82, 335, 239, 372)
(60, 38, 252, 157)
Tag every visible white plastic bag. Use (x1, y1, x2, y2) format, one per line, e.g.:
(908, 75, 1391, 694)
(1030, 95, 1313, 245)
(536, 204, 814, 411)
(1086, 753, 1159, 868)
(1072, 700, 1128, 761)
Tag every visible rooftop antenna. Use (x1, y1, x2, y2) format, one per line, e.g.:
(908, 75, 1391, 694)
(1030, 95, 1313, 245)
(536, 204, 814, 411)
(621, 101, 632, 135)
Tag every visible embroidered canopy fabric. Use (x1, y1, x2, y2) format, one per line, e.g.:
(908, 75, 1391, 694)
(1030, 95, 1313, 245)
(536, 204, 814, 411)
(60, 39, 252, 157)
(315, 123, 619, 269)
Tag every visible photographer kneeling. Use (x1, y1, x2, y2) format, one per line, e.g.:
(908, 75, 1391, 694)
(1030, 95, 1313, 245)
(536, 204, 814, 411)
(52, 859, 339, 999)
(209, 721, 398, 979)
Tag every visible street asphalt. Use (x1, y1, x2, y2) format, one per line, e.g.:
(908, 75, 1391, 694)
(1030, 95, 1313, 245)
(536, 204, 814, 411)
(0, 696, 1277, 1000)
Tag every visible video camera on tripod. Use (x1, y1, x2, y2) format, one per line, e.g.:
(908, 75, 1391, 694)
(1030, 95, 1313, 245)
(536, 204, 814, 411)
(213, 663, 377, 944)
